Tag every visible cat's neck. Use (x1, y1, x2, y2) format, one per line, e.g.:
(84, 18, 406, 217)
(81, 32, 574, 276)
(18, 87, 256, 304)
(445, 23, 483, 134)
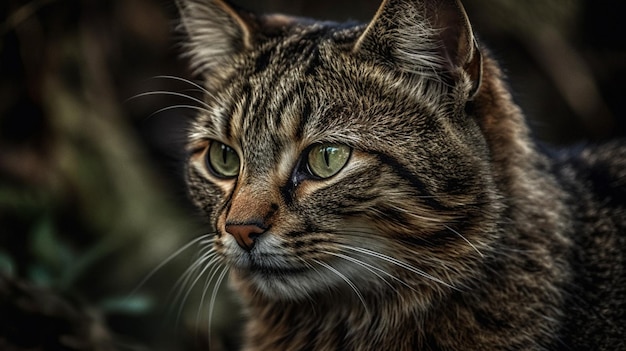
(236, 279, 425, 350)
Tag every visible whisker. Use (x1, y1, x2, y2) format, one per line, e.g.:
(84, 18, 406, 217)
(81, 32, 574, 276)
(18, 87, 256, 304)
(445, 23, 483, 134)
(167, 250, 218, 320)
(173, 249, 218, 297)
(443, 224, 485, 258)
(330, 228, 464, 280)
(195, 257, 226, 331)
(150, 75, 211, 95)
(322, 250, 399, 294)
(208, 265, 229, 349)
(312, 258, 370, 316)
(339, 244, 456, 290)
(196, 240, 218, 260)
(293, 257, 325, 313)
(174, 254, 221, 326)
(324, 249, 418, 294)
(126, 91, 211, 109)
(148, 104, 212, 119)
(127, 234, 212, 299)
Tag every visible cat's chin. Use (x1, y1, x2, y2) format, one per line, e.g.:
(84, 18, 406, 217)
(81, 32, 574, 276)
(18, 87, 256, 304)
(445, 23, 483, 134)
(230, 265, 331, 301)
(229, 257, 384, 302)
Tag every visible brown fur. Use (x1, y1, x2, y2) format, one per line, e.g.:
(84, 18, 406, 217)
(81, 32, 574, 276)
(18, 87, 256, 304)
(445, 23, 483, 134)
(178, 0, 626, 349)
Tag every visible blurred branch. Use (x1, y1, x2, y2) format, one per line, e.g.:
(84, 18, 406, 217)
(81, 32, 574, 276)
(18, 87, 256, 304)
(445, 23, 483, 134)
(522, 26, 614, 139)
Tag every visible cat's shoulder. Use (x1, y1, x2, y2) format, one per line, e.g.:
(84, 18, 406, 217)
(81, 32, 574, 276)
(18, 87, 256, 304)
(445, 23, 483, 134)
(546, 140, 626, 350)
(544, 139, 625, 249)
(548, 139, 626, 204)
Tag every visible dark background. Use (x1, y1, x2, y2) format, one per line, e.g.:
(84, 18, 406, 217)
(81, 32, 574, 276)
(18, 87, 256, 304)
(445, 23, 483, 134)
(1, 0, 624, 350)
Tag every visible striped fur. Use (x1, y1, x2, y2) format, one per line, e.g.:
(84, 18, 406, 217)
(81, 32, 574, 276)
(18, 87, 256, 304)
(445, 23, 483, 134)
(180, 0, 626, 350)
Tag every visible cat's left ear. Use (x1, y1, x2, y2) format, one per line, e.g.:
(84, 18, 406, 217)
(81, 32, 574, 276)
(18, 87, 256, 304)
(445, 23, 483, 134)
(354, 0, 482, 99)
(177, 0, 256, 75)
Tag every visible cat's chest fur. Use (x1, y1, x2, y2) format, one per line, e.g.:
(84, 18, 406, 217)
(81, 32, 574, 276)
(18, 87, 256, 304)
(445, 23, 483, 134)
(178, 0, 626, 350)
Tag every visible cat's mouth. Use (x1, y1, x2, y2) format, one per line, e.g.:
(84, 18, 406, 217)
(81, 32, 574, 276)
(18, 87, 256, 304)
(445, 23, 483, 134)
(223, 238, 310, 277)
(244, 263, 308, 277)
(229, 256, 309, 277)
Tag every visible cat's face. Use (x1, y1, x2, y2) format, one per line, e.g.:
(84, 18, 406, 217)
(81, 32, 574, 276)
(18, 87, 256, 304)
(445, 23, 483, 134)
(182, 0, 499, 302)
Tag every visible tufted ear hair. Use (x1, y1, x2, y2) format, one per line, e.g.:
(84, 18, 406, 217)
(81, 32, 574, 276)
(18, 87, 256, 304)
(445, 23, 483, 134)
(354, 0, 482, 99)
(177, 0, 256, 75)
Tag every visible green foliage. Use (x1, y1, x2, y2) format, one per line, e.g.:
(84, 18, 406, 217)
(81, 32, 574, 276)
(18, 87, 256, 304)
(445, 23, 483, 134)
(100, 295, 155, 315)
(0, 250, 14, 276)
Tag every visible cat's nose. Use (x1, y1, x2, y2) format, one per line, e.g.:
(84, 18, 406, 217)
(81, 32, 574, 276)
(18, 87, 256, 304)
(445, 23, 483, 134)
(225, 223, 266, 251)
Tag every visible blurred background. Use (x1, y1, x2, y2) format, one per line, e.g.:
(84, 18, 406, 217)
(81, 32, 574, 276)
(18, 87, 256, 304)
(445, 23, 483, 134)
(0, 0, 624, 350)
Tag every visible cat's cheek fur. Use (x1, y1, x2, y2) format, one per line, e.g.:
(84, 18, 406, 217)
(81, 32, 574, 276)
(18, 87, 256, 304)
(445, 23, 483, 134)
(185, 167, 226, 220)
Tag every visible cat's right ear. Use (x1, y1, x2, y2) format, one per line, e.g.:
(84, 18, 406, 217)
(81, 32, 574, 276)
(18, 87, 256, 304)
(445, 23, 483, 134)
(177, 0, 255, 75)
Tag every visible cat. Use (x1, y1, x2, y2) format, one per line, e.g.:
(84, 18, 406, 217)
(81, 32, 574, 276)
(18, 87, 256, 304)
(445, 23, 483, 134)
(177, 0, 626, 349)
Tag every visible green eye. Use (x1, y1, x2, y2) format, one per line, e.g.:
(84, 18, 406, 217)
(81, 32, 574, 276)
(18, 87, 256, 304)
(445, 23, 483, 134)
(207, 141, 240, 178)
(307, 144, 351, 178)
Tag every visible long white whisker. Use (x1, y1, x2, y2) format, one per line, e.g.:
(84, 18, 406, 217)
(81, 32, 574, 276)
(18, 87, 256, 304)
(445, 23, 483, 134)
(444, 224, 485, 258)
(339, 245, 456, 290)
(312, 258, 369, 316)
(323, 250, 416, 294)
(151, 75, 211, 95)
(127, 234, 212, 298)
(126, 91, 211, 109)
(195, 257, 226, 330)
(167, 250, 218, 318)
(173, 249, 218, 298)
(148, 104, 211, 119)
(208, 265, 229, 349)
(292, 257, 324, 314)
(175, 254, 221, 326)
(323, 250, 399, 293)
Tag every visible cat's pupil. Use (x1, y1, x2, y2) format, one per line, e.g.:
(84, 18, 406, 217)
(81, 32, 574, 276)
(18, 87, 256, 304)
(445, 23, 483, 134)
(323, 148, 330, 167)
(221, 147, 228, 165)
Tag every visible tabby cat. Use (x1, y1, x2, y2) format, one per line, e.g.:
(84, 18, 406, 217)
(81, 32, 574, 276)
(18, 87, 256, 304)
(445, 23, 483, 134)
(177, 0, 626, 349)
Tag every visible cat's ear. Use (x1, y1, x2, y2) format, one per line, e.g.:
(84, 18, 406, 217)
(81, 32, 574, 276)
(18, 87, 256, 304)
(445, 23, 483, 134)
(354, 0, 482, 99)
(177, 0, 256, 75)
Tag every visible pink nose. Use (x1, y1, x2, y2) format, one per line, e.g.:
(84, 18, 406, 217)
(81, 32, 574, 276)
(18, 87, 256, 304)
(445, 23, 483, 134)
(225, 223, 266, 251)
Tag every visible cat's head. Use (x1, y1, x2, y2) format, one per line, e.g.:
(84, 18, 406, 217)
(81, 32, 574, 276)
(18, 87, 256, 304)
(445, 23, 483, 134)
(180, 0, 500, 303)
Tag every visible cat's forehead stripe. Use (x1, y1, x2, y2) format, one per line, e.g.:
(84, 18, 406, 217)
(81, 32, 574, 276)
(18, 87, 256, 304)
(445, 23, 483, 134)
(226, 83, 253, 142)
